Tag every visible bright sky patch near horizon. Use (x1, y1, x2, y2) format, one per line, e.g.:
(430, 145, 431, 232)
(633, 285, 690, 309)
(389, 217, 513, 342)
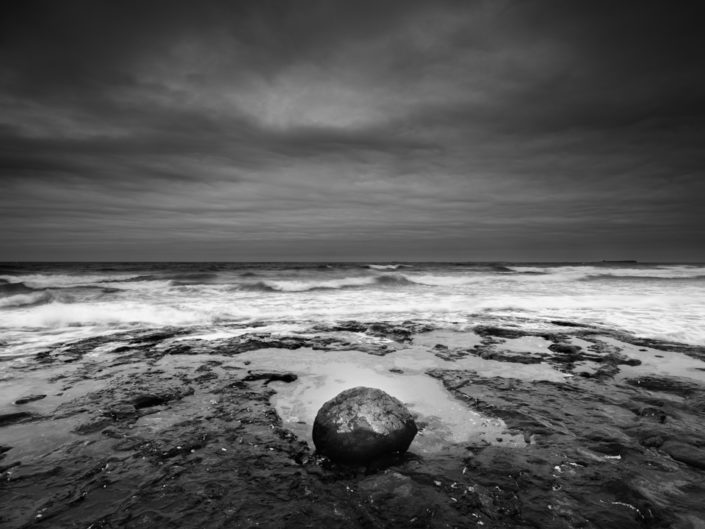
(1, 1, 703, 261)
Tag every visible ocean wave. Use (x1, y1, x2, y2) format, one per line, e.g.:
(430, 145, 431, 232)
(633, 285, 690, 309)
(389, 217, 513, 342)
(237, 281, 279, 293)
(0, 284, 121, 308)
(581, 274, 705, 282)
(102, 274, 159, 283)
(0, 301, 207, 328)
(167, 272, 220, 286)
(473, 264, 515, 273)
(236, 274, 416, 292)
(166, 272, 219, 282)
(0, 281, 38, 297)
(367, 264, 407, 270)
(0, 291, 55, 308)
(0, 273, 141, 289)
(509, 265, 705, 281)
(406, 274, 484, 286)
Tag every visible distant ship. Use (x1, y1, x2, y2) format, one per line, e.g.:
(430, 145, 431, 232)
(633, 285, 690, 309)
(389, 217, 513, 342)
(601, 260, 638, 263)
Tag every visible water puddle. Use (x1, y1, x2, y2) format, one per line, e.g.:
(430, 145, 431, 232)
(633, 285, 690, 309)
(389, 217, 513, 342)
(236, 347, 528, 454)
(602, 337, 705, 382)
(412, 329, 484, 349)
(499, 335, 553, 353)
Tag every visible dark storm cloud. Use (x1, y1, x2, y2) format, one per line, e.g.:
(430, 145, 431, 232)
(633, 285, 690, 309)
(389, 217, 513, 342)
(1, 0, 704, 261)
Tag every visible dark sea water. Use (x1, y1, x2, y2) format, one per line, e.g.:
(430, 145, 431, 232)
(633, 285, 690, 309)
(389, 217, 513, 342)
(1, 262, 704, 359)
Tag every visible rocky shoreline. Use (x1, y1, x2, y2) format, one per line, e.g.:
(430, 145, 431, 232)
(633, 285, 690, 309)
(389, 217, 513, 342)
(2, 320, 705, 528)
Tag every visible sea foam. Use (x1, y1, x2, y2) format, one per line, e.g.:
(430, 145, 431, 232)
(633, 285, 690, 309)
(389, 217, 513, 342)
(1, 263, 703, 358)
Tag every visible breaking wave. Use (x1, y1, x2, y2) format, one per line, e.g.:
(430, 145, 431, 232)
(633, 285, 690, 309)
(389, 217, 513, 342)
(0, 283, 121, 308)
(0, 281, 38, 297)
(236, 274, 415, 292)
(0, 301, 207, 328)
(0, 291, 55, 308)
(166, 272, 219, 285)
(367, 264, 407, 270)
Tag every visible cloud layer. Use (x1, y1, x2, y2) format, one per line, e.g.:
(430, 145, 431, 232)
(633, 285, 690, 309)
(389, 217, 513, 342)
(1, 0, 704, 260)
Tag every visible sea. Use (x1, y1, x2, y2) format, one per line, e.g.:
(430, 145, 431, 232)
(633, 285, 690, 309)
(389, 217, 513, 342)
(1, 262, 704, 359)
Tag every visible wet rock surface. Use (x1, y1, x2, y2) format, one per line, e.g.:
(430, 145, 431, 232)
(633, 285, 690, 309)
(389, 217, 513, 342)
(312, 387, 417, 464)
(1, 320, 705, 528)
(0, 411, 34, 427)
(13, 394, 47, 405)
(242, 370, 298, 384)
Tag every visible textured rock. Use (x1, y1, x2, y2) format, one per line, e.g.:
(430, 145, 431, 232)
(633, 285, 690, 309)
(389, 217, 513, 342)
(312, 386, 417, 463)
(14, 394, 47, 405)
(0, 411, 33, 426)
(661, 441, 705, 470)
(242, 370, 298, 384)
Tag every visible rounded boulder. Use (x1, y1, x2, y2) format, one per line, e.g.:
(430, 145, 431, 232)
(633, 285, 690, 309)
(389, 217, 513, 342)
(312, 386, 418, 464)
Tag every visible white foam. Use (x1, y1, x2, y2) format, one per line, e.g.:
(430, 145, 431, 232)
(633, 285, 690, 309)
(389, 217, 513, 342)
(262, 276, 379, 291)
(0, 301, 205, 328)
(509, 265, 705, 281)
(0, 291, 52, 308)
(2, 265, 704, 352)
(406, 274, 484, 286)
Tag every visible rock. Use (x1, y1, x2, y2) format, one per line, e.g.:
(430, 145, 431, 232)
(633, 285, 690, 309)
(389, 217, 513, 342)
(640, 435, 664, 448)
(626, 376, 702, 396)
(0, 411, 33, 426)
(474, 326, 528, 339)
(312, 386, 417, 464)
(620, 357, 642, 366)
(661, 441, 705, 470)
(14, 394, 47, 405)
(550, 320, 587, 328)
(479, 350, 543, 364)
(548, 343, 582, 355)
(243, 370, 298, 384)
(102, 403, 138, 420)
(132, 394, 169, 409)
(637, 406, 667, 423)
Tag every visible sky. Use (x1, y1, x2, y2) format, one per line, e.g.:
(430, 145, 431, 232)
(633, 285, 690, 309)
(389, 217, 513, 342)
(1, 0, 704, 262)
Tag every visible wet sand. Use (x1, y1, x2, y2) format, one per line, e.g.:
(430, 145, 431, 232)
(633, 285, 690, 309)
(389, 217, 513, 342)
(2, 320, 705, 528)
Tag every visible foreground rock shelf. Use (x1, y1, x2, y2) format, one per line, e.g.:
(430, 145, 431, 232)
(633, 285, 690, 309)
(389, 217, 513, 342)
(1, 320, 705, 528)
